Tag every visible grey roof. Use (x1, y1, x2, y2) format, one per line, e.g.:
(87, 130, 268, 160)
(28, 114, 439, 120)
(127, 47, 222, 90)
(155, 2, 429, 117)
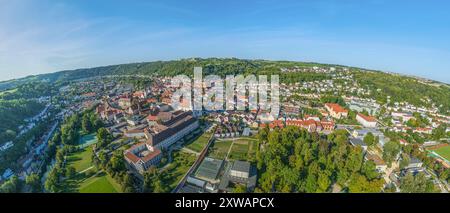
(231, 160, 251, 173)
(410, 157, 422, 164)
(195, 157, 224, 181)
(350, 138, 367, 147)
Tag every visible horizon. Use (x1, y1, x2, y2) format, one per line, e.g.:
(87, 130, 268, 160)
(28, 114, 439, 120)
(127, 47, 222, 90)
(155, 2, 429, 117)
(3, 57, 449, 85)
(1, 0, 450, 83)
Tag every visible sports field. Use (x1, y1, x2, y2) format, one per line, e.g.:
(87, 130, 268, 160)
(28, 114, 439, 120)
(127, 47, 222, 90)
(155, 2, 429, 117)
(433, 145, 450, 162)
(79, 173, 122, 193)
(78, 133, 98, 148)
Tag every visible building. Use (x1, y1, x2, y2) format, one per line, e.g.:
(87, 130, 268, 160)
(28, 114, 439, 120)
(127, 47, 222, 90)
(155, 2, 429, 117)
(356, 113, 378, 128)
(325, 103, 348, 119)
(405, 157, 423, 169)
(350, 138, 368, 151)
(124, 142, 162, 174)
(218, 161, 257, 193)
(365, 153, 387, 173)
(145, 111, 199, 150)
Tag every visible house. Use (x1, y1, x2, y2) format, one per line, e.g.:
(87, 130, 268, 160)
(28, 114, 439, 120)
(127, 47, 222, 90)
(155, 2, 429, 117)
(124, 142, 162, 174)
(356, 113, 378, 128)
(325, 103, 348, 119)
(365, 153, 387, 173)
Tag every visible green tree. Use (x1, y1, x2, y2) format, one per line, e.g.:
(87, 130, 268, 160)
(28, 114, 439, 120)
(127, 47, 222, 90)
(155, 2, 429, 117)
(25, 173, 41, 192)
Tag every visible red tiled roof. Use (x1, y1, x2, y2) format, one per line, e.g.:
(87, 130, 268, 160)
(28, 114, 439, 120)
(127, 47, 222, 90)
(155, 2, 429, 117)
(357, 113, 377, 122)
(325, 103, 348, 113)
(125, 152, 140, 163)
(142, 148, 161, 163)
(146, 115, 158, 121)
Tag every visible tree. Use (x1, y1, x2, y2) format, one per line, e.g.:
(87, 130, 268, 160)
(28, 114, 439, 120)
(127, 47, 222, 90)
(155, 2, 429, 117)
(383, 141, 401, 166)
(82, 113, 93, 133)
(400, 173, 436, 193)
(363, 132, 375, 146)
(65, 166, 77, 179)
(233, 185, 247, 193)
(97, 127, 112, 148)
(25, 173, 41, 192)
(0, 176, 21, 193)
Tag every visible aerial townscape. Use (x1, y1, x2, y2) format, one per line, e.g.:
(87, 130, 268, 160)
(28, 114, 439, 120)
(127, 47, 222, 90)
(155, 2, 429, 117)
(0, 58, 449, 193)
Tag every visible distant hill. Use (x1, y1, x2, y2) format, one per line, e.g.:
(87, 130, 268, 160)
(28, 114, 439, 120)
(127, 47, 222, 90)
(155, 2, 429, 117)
(1, 58, 449, 113)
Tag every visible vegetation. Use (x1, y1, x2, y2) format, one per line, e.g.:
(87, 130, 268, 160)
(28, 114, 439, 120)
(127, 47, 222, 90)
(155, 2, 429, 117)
(255, 127, 384, 193)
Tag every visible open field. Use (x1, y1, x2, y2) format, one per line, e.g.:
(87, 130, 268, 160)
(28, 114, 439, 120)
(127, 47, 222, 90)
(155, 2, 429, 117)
(208, 140, 233, 160)
(161, 151, 197, 191)
(208, 137, 257, 161)
(66, 146, 93, 172)
(79, 173, 122, 193)
(186, 132, 211, 153)
(228, 142, 249, 161)
(433, 145, 450, 162)
(62, 144, 122, 193)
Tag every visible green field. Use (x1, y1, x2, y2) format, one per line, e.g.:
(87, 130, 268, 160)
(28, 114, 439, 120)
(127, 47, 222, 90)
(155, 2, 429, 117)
(161, 151, 197, 190)
(79, 173, 122, 193)
(228, 142, 250, 161)
(186, 132, 211, 153)
(62, 144, 122, 193)
(433, 145, 450, 162)
(66, 147, 93, 172)
(208, 138, 257, 161)
(208, 140, 233, 160)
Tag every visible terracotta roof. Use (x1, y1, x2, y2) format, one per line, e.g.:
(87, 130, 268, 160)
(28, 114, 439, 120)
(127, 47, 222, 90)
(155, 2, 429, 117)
(325, 103, 348, 113)
(357, 113, 377, 122)
(125, 152, 140, 163)
(142, 148, 162, 163)
(146, 115, 158, 121)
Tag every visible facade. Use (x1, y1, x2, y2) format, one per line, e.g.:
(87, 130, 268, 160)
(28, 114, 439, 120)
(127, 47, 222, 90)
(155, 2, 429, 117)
(124, 142, 162, 174)
(145, 111, 199, 150)
(325, 103, 348, 119)
(356, 113, 378, 128)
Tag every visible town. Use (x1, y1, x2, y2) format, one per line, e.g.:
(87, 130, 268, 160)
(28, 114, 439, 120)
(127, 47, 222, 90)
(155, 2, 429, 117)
(0, 62, 449, 193)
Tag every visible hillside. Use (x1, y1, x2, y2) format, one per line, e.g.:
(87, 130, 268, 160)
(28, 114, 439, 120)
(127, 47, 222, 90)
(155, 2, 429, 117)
(1, 58, 449, 113)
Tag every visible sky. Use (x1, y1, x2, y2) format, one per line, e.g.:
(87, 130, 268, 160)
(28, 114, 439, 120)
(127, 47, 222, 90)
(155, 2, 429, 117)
(0, 0, 449, 83)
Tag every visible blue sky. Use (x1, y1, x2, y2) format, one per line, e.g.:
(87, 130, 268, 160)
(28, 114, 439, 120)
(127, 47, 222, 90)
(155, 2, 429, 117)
(0, 0, 449, 83)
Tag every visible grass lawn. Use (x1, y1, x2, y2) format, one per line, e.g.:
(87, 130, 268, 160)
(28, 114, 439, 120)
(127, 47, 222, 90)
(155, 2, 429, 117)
(161, 151, 197, 191)
(62, 144, 122, 193)
(79, 172, 122, 193)
(208, 140, 233, 160)
(228, 142, 249, 161)
(186, 132, 211, 153)
(66, 146, 93, 172)
(434, 145, 450, 162)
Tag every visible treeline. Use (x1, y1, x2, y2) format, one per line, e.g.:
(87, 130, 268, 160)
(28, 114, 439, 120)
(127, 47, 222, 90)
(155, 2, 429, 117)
(254, 127, 385, 192)
(0, 82, 55, 100)
(44, 111, 103, 192)
(354, 71, 450, 114)
(0, 99, 45, 143)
